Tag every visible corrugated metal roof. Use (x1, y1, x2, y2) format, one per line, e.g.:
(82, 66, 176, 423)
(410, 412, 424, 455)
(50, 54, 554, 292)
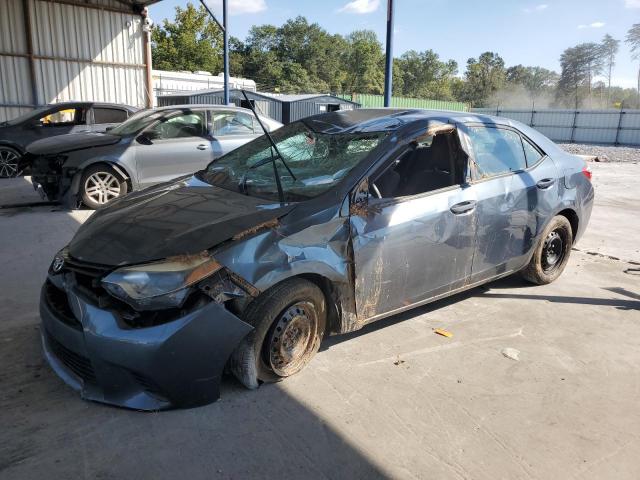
(158, 88, 360, 105)
(260, 93, 327, 102)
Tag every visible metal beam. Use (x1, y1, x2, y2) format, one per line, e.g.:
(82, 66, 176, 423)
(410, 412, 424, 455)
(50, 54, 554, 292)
(141, 7, 153, 108)
(383, 0, 394, 108)
(22, 0, 39, 107)
(222, 0, 229, 105)
(200, 0, 229, 105)
(0, 52, 146, 69)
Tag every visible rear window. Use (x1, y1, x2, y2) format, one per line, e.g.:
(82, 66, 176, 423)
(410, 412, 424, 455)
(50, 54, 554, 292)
(522, 137, 544, 166)
(94, 108, 128, 124)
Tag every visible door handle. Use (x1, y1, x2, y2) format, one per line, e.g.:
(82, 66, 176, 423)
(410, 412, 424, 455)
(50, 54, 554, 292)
(450, 200, 477, 215)
(197, 144, 209, 150)
(536, 178, 555, 189)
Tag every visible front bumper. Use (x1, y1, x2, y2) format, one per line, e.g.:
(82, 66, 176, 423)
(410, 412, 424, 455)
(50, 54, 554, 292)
(40, 281, 253, 410)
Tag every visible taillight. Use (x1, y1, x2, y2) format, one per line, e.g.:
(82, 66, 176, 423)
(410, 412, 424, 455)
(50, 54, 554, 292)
(582, 165, 592, 181)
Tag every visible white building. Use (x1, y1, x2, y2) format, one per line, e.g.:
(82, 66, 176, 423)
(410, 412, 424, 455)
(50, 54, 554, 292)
(152, 70, 256, 106)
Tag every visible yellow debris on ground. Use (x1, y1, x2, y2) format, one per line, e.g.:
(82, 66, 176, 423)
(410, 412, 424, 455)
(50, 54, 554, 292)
(434, 328, 453, 338)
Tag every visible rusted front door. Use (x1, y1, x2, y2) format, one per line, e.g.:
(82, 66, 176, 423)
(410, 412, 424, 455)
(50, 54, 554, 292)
(350, 185, 478, 323)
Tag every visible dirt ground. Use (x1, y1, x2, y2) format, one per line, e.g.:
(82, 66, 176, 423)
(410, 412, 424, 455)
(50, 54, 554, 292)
(0, 164, 639, 479)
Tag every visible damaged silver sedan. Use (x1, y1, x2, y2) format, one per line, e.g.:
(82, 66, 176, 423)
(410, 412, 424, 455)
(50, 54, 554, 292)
(40, 109, 594, 410)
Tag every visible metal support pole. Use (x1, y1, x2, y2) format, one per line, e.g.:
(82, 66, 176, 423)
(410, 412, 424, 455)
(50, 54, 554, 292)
(141, 8, 154, 108)
(222, 0, 229, 105)
(383, 0, 394, 108)
(614, 103, 625, 146)
(201, 0, 229, 105)
(570, 110, 579, 143)
(22, 0, 38, 107)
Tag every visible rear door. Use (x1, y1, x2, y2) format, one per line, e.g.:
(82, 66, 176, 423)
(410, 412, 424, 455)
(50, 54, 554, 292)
(461, 124, 559, 283)
(514, 135, 561, 246)
(134, 109, 212, 187)
(350, 129, 477, 322)
(210, 110, 258, 158)
(91, 107, 129, 132)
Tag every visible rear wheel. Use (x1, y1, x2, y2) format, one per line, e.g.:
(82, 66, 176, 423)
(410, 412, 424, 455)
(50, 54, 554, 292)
(0, 146, 20, 178)
(522, 215, 573, 285)
(230, 278, 326, 386)
(80, 164, 128, 209)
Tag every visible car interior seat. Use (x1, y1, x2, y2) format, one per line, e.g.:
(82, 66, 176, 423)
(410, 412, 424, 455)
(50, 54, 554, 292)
(400, 134, 453, 195)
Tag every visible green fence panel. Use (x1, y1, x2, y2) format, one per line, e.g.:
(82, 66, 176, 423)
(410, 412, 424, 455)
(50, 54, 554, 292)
(339, 93, 468, 112)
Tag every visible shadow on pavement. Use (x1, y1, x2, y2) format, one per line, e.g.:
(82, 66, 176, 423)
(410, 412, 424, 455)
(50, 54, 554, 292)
(0, 204, 390, 479)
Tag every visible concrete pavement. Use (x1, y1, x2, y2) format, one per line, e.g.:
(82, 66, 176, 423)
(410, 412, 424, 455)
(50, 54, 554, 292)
(0, 165, 639, 479)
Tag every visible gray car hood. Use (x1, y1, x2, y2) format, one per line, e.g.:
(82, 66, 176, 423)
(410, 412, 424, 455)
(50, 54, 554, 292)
(68, 175, 295, 267)
(27, 132, 122, 155)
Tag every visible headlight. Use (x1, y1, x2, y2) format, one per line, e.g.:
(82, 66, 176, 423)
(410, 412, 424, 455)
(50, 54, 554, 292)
(101, 253, 222, 311)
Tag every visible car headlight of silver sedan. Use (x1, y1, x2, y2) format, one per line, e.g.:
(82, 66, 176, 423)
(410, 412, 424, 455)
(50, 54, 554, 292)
(101, 254, 222, 311)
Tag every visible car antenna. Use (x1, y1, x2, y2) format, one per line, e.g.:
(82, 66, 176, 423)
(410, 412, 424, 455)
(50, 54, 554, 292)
(240, 90, 296, 182)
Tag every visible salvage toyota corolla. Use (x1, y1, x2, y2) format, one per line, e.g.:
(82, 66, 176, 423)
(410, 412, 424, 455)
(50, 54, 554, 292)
(40, 109, 594, 410)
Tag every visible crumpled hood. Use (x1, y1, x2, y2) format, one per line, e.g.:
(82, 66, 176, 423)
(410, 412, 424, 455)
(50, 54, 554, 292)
(69, 175, 295, 266)
(26, 132, 122, 155)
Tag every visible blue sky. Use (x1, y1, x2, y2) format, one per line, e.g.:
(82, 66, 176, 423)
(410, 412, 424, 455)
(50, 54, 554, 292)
(149, 0, 640, 88)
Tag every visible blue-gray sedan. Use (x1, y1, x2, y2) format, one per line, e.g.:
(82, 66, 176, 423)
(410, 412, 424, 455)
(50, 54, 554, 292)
(40, 108, 594, 410)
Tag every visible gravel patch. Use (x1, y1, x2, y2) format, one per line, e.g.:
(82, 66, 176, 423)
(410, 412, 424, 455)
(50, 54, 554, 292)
(558, 143, 640, 163)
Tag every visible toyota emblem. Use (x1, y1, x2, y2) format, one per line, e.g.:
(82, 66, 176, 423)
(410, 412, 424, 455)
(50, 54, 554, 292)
(52, 255, 65, 273)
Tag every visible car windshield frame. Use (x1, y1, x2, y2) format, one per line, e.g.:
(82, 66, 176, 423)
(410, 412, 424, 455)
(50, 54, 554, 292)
(107, 109, 167, 136)
(198, 120, 387, 203)
(4, 106, 54, 126)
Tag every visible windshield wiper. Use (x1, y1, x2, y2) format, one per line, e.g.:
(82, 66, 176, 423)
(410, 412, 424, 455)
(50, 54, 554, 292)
(241, 90, 296, 204)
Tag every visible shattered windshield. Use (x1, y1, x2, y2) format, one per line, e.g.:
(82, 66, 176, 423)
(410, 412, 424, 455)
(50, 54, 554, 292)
(199, 121, 385, 202)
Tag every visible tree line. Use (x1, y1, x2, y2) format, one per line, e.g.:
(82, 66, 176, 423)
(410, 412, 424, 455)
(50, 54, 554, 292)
(152, 4, 640, 109)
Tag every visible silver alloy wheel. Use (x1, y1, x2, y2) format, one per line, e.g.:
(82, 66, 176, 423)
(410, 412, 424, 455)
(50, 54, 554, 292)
(84, 171, 121, 205)
(0, 148, 19, 178)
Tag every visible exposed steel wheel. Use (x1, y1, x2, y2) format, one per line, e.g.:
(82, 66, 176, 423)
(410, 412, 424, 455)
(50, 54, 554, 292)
(541, 230, 566, 274)
(228, 278, 327, 388)
(522, 215, 573, 285)
(0, 147, 20, 178)
(266, 301, 319, 377)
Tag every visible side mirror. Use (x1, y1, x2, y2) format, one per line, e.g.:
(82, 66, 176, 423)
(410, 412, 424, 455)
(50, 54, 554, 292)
(136, 134, 153, 145)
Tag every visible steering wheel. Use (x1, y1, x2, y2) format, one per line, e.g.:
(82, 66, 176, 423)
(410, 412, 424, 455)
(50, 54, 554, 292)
(371, 183, 382, 199)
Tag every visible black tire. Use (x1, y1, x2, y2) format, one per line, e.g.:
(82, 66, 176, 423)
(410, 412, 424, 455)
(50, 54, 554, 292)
(80, 164, 128, 209)
(231, 278, 327, 387)
(0, 146, 21, 178)
(522, 215, 573, 285)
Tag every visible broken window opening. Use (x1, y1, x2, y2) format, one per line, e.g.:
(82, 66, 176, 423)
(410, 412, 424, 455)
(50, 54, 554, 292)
(370, 130, 467, 199)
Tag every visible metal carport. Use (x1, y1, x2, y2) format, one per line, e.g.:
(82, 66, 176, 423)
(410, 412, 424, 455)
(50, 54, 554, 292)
(0, 0, 161, 122)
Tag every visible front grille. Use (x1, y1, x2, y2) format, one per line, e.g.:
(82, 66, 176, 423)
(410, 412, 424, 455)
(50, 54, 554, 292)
(56, 253, 114, 308)
(63, 255, 111, 279)
(44, 280, 82, 330)
(45, 330, 97, 384)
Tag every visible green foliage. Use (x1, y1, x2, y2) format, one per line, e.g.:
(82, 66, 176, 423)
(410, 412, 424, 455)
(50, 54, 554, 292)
(558, 43, 606, 108)
(151, 3, 637, 109)
(151, 3, 222, 74)
(343, 30, 385, 94)
(393, 50, 458, 100)
(461, 52, 506, 107)
(626, 24, 640, 60)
